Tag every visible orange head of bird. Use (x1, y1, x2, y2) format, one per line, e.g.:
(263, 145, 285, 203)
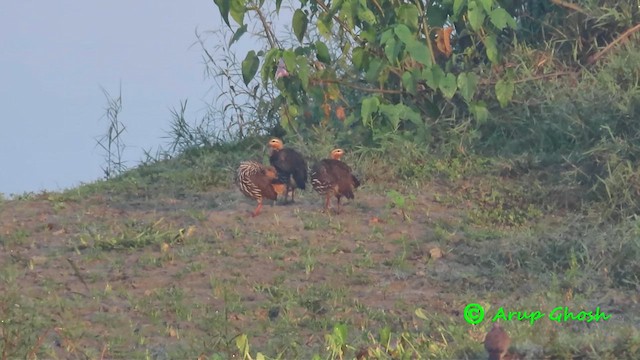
(330, 148, 345, 160)
(268, 138, 284, 151)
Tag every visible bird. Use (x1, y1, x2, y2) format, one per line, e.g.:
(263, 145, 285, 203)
(267, 138, 308, 203)
(310, 148, 360, 213)
(484, 323, 511, 360)
(235, 161, 286, 217)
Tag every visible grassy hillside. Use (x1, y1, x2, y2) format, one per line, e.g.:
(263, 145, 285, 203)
(1, 139, 640, 359)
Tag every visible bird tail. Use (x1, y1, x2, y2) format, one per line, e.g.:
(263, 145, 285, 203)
(352, 175, 361, 189)
(293, 168, 307, 190)
(342, 188, 355, 200)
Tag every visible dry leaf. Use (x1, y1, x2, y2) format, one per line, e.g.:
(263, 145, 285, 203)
(436, 26, 454, 57)
(335, 105, 346, 121)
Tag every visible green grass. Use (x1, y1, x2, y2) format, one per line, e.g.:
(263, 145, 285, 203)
(2, 142, 640, 360)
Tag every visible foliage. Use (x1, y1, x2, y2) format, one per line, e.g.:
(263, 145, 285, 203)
(213, 0, 524, 145)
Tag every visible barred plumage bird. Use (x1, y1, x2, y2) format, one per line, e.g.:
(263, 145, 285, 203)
(268, 138, 307, 203)
(310, 149, 360, 213)
(236, 161, 286, 217)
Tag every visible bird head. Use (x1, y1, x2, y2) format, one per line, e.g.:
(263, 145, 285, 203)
(330, 148, 345, 160)
(268, 138, 284, 151)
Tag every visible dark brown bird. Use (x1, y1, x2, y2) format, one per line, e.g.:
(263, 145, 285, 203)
(235, 161, 286, 217)
(267, 138, 307, 203)
(484, 323, 511, 360)
(310, 148, 360, 213)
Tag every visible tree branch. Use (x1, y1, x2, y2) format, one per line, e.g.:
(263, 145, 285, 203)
(586, 23, 640, 66)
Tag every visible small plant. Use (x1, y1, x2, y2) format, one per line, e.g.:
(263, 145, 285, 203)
(96, 86, 127, 179)
(386, 190, 415, 222)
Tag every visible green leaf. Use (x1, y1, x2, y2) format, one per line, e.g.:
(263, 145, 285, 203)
(315, 41, 331, 64)
(317, 17, 332, 39)
(282, 50, 296, 73)
(406, 40, 432, 67)
(293, 9, 308, 43)
(361, 96, 380, 127)
(333, 323, 348, 344)
(214, 0, 231, 27)
(230, 0, 246, 26)
(380, 28, 394, 45)
(241, 50, 259, 85)
(467, 1, 486, 31)
(439, 73, 457, 99)
(297, 56, 310, 90)
(484, 35, 499, 63)
(415, 308, 428, 320)
(423, 64, 444, 91)
(357, 7, 377, 25)
(426, 4, 448, 27)
(384, 38, 399, 64)
(495, 78, 514, 107)
(457, 72, 478, 102)
(261, 48, 279, 85)
(339, 1, 355, 29)
(469, 101, 489, 124)
(489, 8, 516, 30)
(394, 24, 414, 45)
(453, 0, 467, 19)
(229, 24, 247, 46)
(402, 71, 417, 95)
(379, 326, 391, 346)
(379, 104, 402, 128)
(479, 0, 493, 12)
(276, 0, 283, 13)
(352, 47, 367, 70)
(365, 59, 383, 83)
(396, 4, 419, 31)
(399, 104, 422, 125)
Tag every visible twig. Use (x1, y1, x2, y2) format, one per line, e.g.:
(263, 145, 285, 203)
(100, 343, 109, 360)
(248, 6, 278, 49)
(414, 0, 437, 66)
(586, 23, 640, 66)
(67, 258, 91, 294)
(311, 78, 403, 94)
(549, 0, 588, 15)
(27, 329, 51, 360)
(314, 0, 362, 44)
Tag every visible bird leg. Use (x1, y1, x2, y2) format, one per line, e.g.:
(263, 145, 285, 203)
(282, 184, 290, 204)
(251, 200, 264, 217)
(290, 187, 296, 203)
(335, 196, 342, 214)
(324, 193, 331, 212)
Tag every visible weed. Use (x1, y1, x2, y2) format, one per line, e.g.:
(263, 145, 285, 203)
(96, 86, 127, 179)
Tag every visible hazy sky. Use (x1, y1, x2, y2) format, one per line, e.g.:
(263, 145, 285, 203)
(0, 1, 229, 195)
